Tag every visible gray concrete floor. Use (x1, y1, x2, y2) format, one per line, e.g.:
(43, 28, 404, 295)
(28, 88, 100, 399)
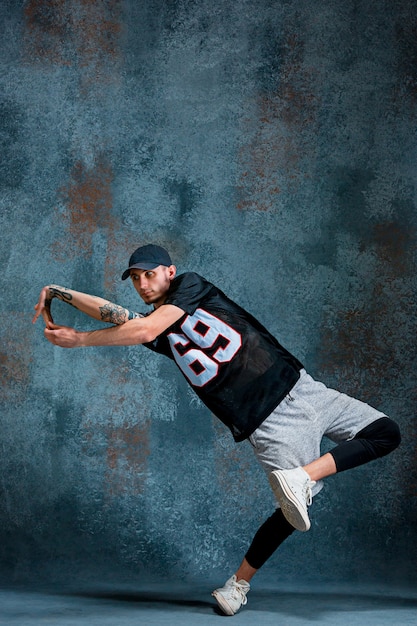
(0, 582, 416, 625)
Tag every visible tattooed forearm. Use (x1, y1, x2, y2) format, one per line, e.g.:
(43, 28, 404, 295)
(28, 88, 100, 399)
(99, 303, 127, 324)
(43, 285, 144, 324)
(48, 286, 74, 305)
(99, 303, 140, 324)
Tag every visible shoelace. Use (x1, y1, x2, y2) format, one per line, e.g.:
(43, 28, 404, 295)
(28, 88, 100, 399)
(231, 581, 248, 606)
(303, 479, 315, 506)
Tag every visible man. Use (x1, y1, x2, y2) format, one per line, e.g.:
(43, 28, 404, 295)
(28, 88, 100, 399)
(33, 243, 401, 616)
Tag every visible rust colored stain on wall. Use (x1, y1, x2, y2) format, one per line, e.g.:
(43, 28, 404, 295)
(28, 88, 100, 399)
(80, 419, 150, 497)
(237, 34, 318, 211)
(24, 0, 69, 65)
(105, 421, 150, 496)
(1, 314, 32, 403)
(24, 0, 122, 73)
(52, 156, 116, 259)
(79, 355, 153, 496)
(373, 221, 412, 272)
(395, 22, 417, 104)
(212, 418, 254, 515)
(317, 220, 414, 404)
(316, 218, 416, 504)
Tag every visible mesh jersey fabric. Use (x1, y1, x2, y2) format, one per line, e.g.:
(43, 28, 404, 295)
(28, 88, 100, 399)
(143, 272, 303, 441)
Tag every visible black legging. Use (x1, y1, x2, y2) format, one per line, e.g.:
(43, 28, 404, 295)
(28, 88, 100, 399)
(245, 417, 401, 570)
(329, 416, 401, 472)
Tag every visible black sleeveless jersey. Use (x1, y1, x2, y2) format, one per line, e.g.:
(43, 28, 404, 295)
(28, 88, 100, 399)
(144, 272, 302, 441)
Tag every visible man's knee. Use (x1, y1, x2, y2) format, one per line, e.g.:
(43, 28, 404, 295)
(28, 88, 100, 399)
(377, 417, 401, 455)
(357, 417, 401, 458)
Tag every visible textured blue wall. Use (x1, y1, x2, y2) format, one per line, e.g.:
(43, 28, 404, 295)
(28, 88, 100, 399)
(1, 0, 416, 586)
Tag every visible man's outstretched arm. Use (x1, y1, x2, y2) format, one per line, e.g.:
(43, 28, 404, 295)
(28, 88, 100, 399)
(32, 285, 143, 326)
(42, 304, 185, 348)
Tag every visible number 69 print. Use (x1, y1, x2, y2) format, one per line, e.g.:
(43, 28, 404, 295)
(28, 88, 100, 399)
(168, 308, 242, 387)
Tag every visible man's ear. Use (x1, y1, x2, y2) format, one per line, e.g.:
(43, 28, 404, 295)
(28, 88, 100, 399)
(168, 265, 177, 281)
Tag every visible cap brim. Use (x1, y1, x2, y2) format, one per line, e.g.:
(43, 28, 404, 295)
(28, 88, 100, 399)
(121, 262, 159, 280)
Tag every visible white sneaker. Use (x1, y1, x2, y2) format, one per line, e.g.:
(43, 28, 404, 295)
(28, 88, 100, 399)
(212, 575, 250, 615)
(269, 467, 316, 532)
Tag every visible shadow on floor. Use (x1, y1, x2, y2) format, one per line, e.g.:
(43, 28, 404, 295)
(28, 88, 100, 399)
(1, 582, 417, 625)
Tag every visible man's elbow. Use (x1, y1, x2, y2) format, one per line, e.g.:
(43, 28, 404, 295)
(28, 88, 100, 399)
(126, 318, 160, 345)
(138, 328, 158, 344)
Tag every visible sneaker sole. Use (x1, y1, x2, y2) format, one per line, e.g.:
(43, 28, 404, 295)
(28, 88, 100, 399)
(211, 590, 236, 616)
(269, 471, 311, 532)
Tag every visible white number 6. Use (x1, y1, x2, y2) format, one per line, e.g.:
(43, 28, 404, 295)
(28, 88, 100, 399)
(168, 308, 242, 387)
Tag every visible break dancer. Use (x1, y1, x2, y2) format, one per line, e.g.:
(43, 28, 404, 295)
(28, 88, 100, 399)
(33, 244, 401, 616)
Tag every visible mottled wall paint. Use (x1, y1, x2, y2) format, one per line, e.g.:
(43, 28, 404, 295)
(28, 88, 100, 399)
(0, 0, 416, 586)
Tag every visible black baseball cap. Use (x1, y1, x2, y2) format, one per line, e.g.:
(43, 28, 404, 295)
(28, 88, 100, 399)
(121, 244, 173, 280)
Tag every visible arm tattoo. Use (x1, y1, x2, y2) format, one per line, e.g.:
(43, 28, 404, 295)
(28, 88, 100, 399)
(99, 303, 137, 324)
(49, 286, 73, 302)
(48, 286, 75, 306)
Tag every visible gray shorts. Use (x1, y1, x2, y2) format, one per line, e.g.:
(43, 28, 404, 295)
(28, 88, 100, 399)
(249, 369, 387, 497)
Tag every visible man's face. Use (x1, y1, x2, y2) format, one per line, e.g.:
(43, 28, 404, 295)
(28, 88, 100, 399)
(130, 265, 176, 308)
